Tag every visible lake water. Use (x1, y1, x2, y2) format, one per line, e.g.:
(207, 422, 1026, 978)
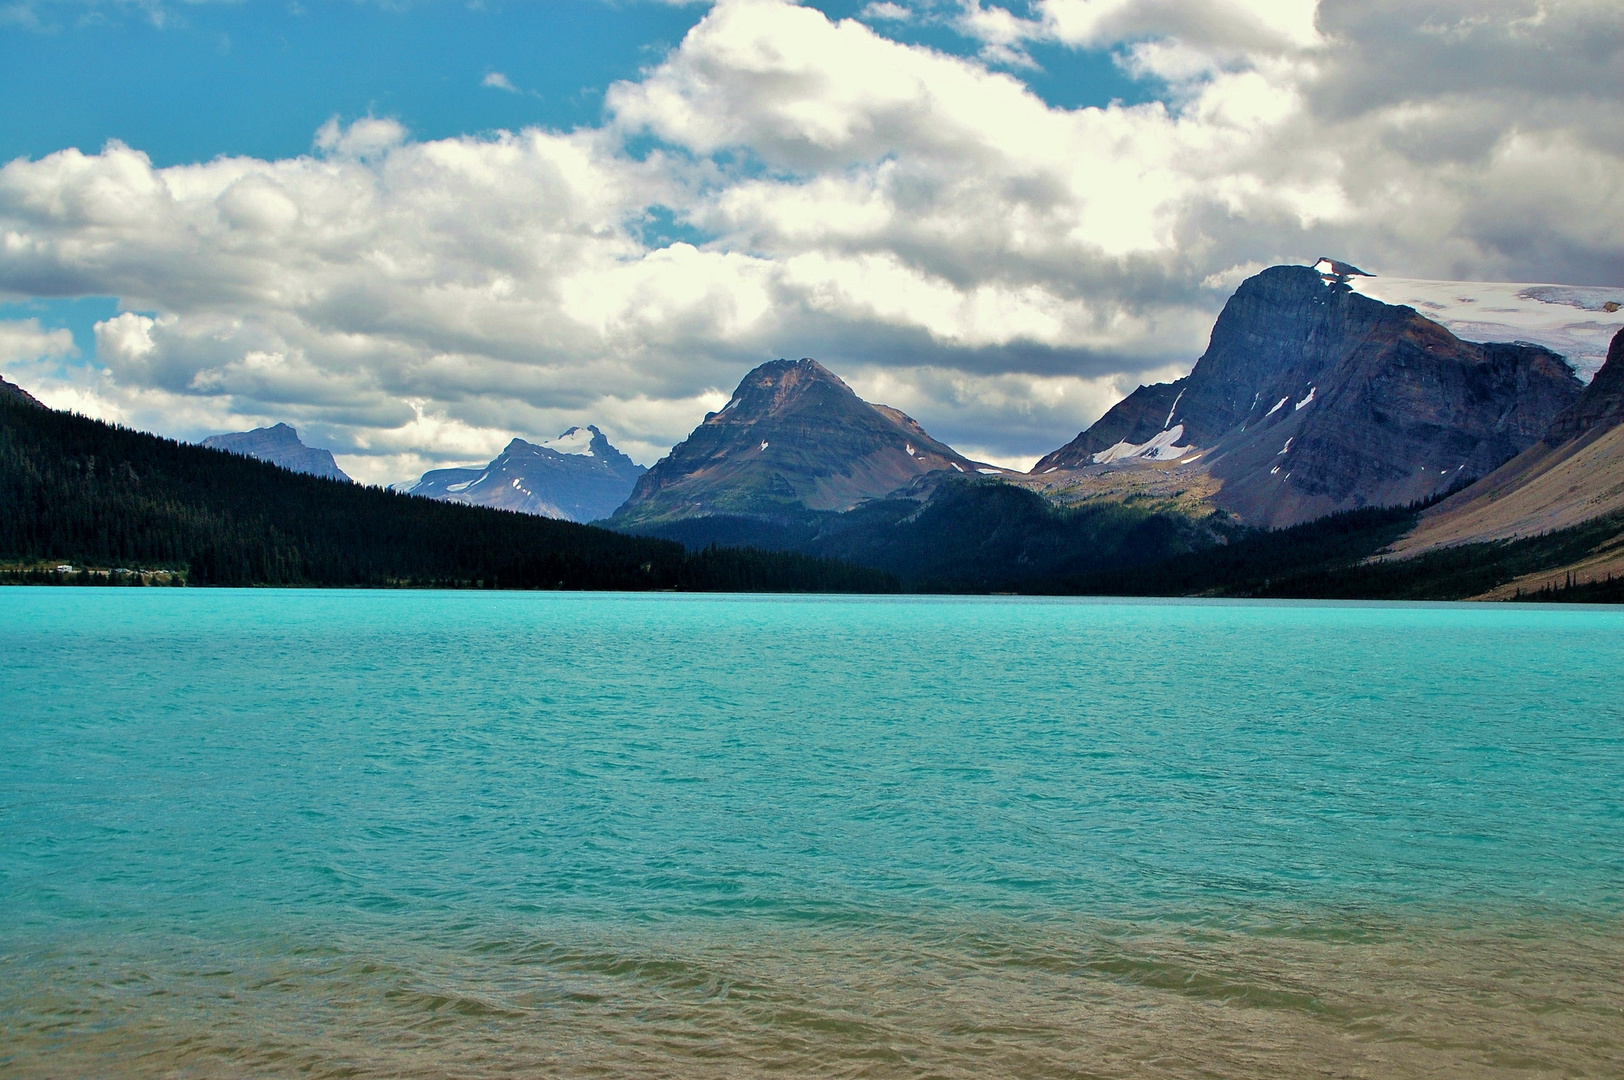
(2, 589, 1622, 1078)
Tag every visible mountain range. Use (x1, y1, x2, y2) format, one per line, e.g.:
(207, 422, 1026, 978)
(409, 427, 645, 524)
(603, 261, 1623, 595)
(0, 392, 888, 592)
(7, 259, 1623, 599)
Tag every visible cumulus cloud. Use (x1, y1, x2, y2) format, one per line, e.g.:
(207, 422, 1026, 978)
(0, 316, 76, 370)
(1040, 0, 1323, 53)
(0, 317, 83, 416)
(482, 71, 518, 92)
(1, 0, 1621, 485)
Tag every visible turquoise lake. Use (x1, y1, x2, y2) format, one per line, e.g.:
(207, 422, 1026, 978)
(2, 589, 1621, 1077)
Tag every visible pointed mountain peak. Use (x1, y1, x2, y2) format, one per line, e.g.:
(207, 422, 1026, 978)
(1314, 257, 1372, 282)
(708, 357, 860, 425)
(409, 424, 644, 523)
(612, 357, 988, 528)
(1033, 262, 1580, 527)
(541, 426, 599, 457)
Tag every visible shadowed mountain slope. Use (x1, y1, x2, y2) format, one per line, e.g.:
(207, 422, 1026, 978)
(611, 358, 995, 529)
(1034, 264, 1582, 527)
(1, 376, 44, 409)
(1393, 327, 1624, 573)
(410, 427, 645, 523)
(622, 475, 1227, 592)
(202, 423, 351, 482)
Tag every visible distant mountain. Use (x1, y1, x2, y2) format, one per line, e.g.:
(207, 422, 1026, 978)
(1391, 327, 1624, 581)
(1033, 262, 1582, 527)
(610, 358, 997, 530)
(202, 423, 351, 482)
(409, 426, 645, 523)
(1, 375, 44, 409)
(0, 390, 892, 592)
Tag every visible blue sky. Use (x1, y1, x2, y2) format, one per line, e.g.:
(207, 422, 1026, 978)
(2, 0, 1147, 167)
(1, 0, 1620, 482)
(3, 0, 1157, 474)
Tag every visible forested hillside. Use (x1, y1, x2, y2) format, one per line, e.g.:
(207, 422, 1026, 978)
(1057, 503, 1624, 601)
(0, 397, 894, 593)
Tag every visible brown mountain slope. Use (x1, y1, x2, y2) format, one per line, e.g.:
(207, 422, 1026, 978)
(610, 358, 995, 528)
(1394, 327, 1624, 560)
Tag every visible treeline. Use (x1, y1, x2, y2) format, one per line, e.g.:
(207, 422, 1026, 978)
(630, 479, 1228, 591)
(7, 393, 1617, 601)
(808, 481, 1225, 591)
(1515, 571, 1624, 603)
(1052, 504, 1420, 596)
(1055, 501, 1624, 602)
(0, 398, 894, 593)
(630, 474, 1624, 601)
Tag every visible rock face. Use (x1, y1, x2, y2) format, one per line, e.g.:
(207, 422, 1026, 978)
(1035, 263, 1583, 527)
(1546, 326, 1624, 441)
(610, 358, 990, 528)
(1393, 327, 1624, 555)
(409, 426, 645, 523)
(0, 375, 45, 408)
(202, 423, 351, 482)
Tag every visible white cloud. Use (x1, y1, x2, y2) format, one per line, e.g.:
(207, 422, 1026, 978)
(312, 115, 406, 159)
(482, 71, 518, 92)
(1039, 0, 1322, 53)
(859, 2, 912, 21)
(1, 0, 1621, 485)
(0, 317, 75, 366)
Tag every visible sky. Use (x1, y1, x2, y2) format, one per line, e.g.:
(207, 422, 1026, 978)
(1, 0, 1621, 483)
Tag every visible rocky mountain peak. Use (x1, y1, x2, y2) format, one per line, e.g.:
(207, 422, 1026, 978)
(1313, 257, 1372, 283)
(408, 426, 644, 523)
(201, 423, 351, 482)
(1034, 261, 1582, 527)
(706, 358, 861, 425)
(611, 357, 989, 528)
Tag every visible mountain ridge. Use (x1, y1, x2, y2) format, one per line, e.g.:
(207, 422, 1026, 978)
(410, 426, 645, 523)
(1032, 264, 1582, 527)
(1390, 327, 1624, 574)
(1, 376, 45, 409)
(611, 357, 997, 529)
(0, 390, 890, 592)
(202, 423, 351, 483)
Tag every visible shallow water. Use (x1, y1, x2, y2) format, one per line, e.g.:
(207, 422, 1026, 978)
(2, 590, 1621, 1077)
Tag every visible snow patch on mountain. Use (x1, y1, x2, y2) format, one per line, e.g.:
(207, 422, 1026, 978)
(542, 426, 596, 456)
(1163, 388, 1185, 428)
(1092, 423, 1194, 464)
(1350, 276, 1624, 382)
